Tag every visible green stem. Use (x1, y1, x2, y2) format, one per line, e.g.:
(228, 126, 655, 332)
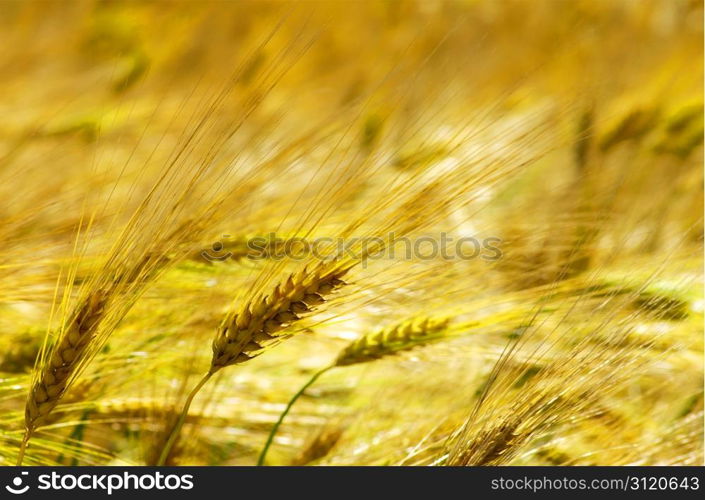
(156, 371, 213, 466)
(257, 365, 332, 466)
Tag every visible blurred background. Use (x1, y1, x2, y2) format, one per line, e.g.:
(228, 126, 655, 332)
(0, 0, 702, 466)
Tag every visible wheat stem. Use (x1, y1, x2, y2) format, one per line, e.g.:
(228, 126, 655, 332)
(156, 371, 214, 466)
(257, 365, 332, 466)
(258, 316, 449, 465)
(16, 430, 30, 466)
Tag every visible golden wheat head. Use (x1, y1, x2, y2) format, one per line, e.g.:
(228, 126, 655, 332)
(335, 316, 450, 367)
(210, 261, 352, 371)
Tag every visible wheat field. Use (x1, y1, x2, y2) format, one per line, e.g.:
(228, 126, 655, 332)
(0, 0, 702, 466)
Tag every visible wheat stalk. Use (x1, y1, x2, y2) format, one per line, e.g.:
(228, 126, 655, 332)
(156, 259, 354, 465)
(257, 315, 450, 465)
(17, 289, 109, 465)
(24, 291, 108, 434)
(17, 212, 217, 465)
(17, 250, 175, 464)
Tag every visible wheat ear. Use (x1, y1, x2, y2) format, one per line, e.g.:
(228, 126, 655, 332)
(449, 418, 522, 465)
(335, 316, 449, 366)
(17, 289, 109, 465)
(211, 262, 352, 370)
(156, 260, 352, 466)
(257, 316, 449, 465)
